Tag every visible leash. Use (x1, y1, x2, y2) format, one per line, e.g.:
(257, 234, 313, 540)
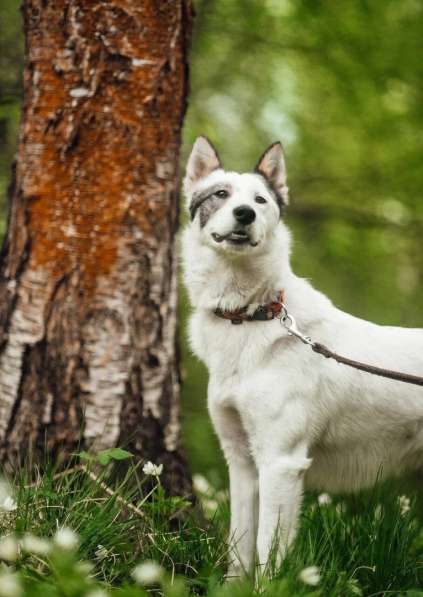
(214, 296, 423, 387)
(279, 304, 423, 388)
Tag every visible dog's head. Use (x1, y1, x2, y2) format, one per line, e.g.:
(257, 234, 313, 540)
(183, 137, 289, 255)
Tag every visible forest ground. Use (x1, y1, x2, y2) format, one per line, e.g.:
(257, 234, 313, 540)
(0, 453, 422, 597)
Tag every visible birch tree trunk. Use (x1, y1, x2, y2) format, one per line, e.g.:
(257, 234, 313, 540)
(0, 0, 193, 495)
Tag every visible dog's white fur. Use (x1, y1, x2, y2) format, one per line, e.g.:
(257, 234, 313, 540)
(181, 136, 423, 576)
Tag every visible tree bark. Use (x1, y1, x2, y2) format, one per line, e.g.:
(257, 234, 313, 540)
(0, 0, 193, 495)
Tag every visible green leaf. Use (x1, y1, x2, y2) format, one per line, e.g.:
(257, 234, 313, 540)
(77, 451, 96, 462)
(76, 448, 133, 465)
(100, 447, 134, 461)
(97, 448, 134, 465)
(97, 452, 112, 466)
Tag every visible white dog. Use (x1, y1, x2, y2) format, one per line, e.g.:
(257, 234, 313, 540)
(181, 136, 423, 577)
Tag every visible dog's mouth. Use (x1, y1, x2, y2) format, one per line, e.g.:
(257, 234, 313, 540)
(211, 230, 258, 247)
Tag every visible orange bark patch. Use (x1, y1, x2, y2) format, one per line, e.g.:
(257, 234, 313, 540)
(19, 0, 190, 292)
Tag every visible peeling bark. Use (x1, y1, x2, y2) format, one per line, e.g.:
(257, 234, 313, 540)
(0, 0, 193, 495)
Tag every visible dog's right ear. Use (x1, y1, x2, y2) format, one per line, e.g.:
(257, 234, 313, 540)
(184, 136, 221, 196)
(255, 142, 289, 205)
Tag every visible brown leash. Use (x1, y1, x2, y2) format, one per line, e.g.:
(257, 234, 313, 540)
(280, 304, 423, 388)
(214, 294, 423, 388)
(311, 341, 423, 387)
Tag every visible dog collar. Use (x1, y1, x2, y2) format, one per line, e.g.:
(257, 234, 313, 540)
(214, 290, 285, 325)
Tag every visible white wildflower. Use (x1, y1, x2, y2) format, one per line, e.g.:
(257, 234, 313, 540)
(398, 495, 411, 516)
(200, 496, 219, 520)
(0, 482, 17, 513)
(75, 561, 94, 576)
(317, 493, 332, 506)
(132, 560, 164, 585)
(0, 499, 16, 514)
(202, 498, 218, 516)
(21, 533, 51, 556)
(0, 537, 19, 562)
(0, 571, 22, 597)
(53, 527, 79, 550)
(299, 565, 321, 586)
(192, 474, 211, 495)
(142, 462, 163, 477)
(95, 545, 109, 560)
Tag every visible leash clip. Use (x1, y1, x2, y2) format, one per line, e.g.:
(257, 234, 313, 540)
(280, 304, 314, 346)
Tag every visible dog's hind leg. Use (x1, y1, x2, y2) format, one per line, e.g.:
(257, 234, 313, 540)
(210, 405, 258, 578)
(256, 451, 311, 572)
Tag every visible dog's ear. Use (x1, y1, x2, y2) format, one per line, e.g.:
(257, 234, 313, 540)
(184, 136, 221, 195)
(255, 142, 289, 205)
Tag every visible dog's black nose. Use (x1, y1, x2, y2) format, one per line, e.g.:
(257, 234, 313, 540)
(233, 205, 256, 225)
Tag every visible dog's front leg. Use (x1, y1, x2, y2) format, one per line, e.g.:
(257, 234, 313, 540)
(210, 405, 258, 578)
(226, 455, 258, 578)
(256, 453, 311, 572)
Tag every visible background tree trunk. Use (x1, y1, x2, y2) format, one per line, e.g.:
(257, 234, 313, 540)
(0, 0, 193, 495)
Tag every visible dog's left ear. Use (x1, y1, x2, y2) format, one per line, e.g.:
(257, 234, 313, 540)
(184, 136, 222, 196)
(255, 142, 289, 205)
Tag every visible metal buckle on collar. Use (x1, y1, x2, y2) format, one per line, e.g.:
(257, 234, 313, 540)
(279, 304, 314, 346)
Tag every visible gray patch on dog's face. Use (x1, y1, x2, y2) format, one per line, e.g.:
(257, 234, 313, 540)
(190, 183, 232, 227)
(199, 196, 224, 228)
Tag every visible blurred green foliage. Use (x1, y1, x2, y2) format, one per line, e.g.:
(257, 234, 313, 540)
(0, 0, 422, 483)
(0, 0, 23, 237)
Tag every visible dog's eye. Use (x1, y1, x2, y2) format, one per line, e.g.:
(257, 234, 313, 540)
(255, 195, 267, 204)
(215, 189, 229, 199)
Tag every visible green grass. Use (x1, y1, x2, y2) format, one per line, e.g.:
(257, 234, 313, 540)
(0, 454, 422, 597)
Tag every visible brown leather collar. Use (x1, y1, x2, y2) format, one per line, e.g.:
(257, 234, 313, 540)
(214, 291, 285, 325)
